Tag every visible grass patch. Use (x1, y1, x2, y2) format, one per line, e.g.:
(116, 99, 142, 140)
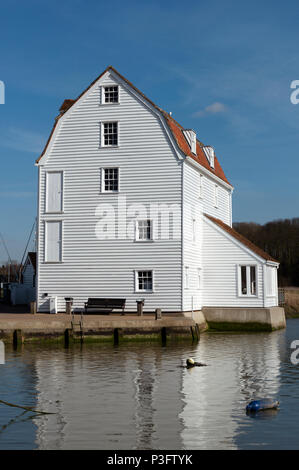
(284, 288, 299, 318)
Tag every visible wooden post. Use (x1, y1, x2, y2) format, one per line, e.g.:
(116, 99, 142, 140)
(13, 330, 23, 348)
(114, 328, 119, 345)
(64, 329, 72, 347)
(66, 302, 72, 315)
(161, 327, 167, 344)
(155, 308, 162, 320)
(136, 300, 144, 316)
(30, 301, 37, 315)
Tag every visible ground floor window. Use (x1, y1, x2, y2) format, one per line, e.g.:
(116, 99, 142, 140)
(239, 265, 257, 296)
(135, 270, 153, 292)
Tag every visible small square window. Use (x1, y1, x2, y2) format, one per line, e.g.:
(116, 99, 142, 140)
(102, 122, 118, 146)
(136, 271, 153, 292)
(103, 168, 119, 192)
(103, 86, 119, 103)
(137, 220, 152, 241)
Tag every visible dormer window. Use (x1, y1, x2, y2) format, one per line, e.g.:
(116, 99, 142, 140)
(203, 146, 215, 169)
(103, 85, 119, 104)
(183, 129, 197, 155)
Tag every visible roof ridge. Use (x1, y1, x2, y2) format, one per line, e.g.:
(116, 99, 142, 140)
(36, 66, 230, 185)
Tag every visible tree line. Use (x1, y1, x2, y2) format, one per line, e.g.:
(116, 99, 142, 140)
(233, 218, 299, 287)
(0, 261, 21, 283)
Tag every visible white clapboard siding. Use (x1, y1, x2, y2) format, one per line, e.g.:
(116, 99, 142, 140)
(37, 71, 182, 312)
(264, 265, 279, 307)
(200, 170, 231, 226)
(202, 217, 265, 307)
(182, 162, 203, 311)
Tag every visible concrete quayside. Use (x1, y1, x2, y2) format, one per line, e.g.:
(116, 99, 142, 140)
(0, 306, 286, 345)
(0, 313, 205, 345)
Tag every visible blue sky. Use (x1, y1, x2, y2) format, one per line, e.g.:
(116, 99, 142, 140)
(0, 0, 299, 262)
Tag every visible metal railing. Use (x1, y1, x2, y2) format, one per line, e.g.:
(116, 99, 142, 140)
(278, 288, 285, 306)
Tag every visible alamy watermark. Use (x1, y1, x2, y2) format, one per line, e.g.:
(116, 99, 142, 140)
(290, 340, 299, 365)
(94, 196, 201, 240)
(290, 80, 299, 104)
(0, 341, 5, 364)
(0, 80, 5, 104)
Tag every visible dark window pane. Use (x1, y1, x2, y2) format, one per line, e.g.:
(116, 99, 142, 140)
(250, 266, 256, 295)
(241, 266, 247, 294)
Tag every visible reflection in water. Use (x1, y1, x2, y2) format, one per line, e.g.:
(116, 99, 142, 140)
(180, 331, 282, 449)
(1, 321, 299, 450)
(246, 409, 279, 420)
(134, 356, 156, 449)
(33, 345, 185, 450)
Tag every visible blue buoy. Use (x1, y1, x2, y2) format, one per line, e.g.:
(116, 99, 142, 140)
(246, 398, 279, 413)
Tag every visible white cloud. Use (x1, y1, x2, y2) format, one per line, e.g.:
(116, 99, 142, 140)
(0, 127, 45, 154)
(193, 102, 227, 117)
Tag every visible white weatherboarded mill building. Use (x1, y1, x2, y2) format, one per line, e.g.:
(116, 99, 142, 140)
(35, 66, 284, 324)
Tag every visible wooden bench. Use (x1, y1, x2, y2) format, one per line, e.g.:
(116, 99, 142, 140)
(84, 298, 126, 315)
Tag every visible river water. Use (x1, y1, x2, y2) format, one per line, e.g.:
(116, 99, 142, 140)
(0, 319, 299, 450)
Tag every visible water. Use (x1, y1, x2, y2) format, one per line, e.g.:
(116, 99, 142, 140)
(1, 319, 299, 450)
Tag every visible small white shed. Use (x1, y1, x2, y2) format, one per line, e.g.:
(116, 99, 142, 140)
(22, 252, 36, 288)
(10, 252, 37, 305)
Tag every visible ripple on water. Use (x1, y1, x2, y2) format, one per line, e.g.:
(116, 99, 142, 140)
(0, 321, 299, 449)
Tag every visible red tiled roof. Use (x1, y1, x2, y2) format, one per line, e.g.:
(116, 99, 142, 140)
(36, 66, 230, 185)
(165, 117, 230, 185)
(205, 214, 279, 263)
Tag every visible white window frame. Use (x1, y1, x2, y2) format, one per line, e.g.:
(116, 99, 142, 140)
(44, 220, 63, 263)
(184, 266, 190, 289)
(135, 270, 154, 293)
(266, 266, 277, 297)
(192, 218, 196, 243)
(214, 184, 219, 208)
(191, 132, 197, 155)
(238, 264, 258, 297)
(101, 167, 120, 193)
(199, 174, 203, 199)
(135, 219, 154, 242)
(45, 171, 64, 214)
(101, 85, 119, 105)
(197, 268, 202, 290)
(100, 121, 119, 147)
